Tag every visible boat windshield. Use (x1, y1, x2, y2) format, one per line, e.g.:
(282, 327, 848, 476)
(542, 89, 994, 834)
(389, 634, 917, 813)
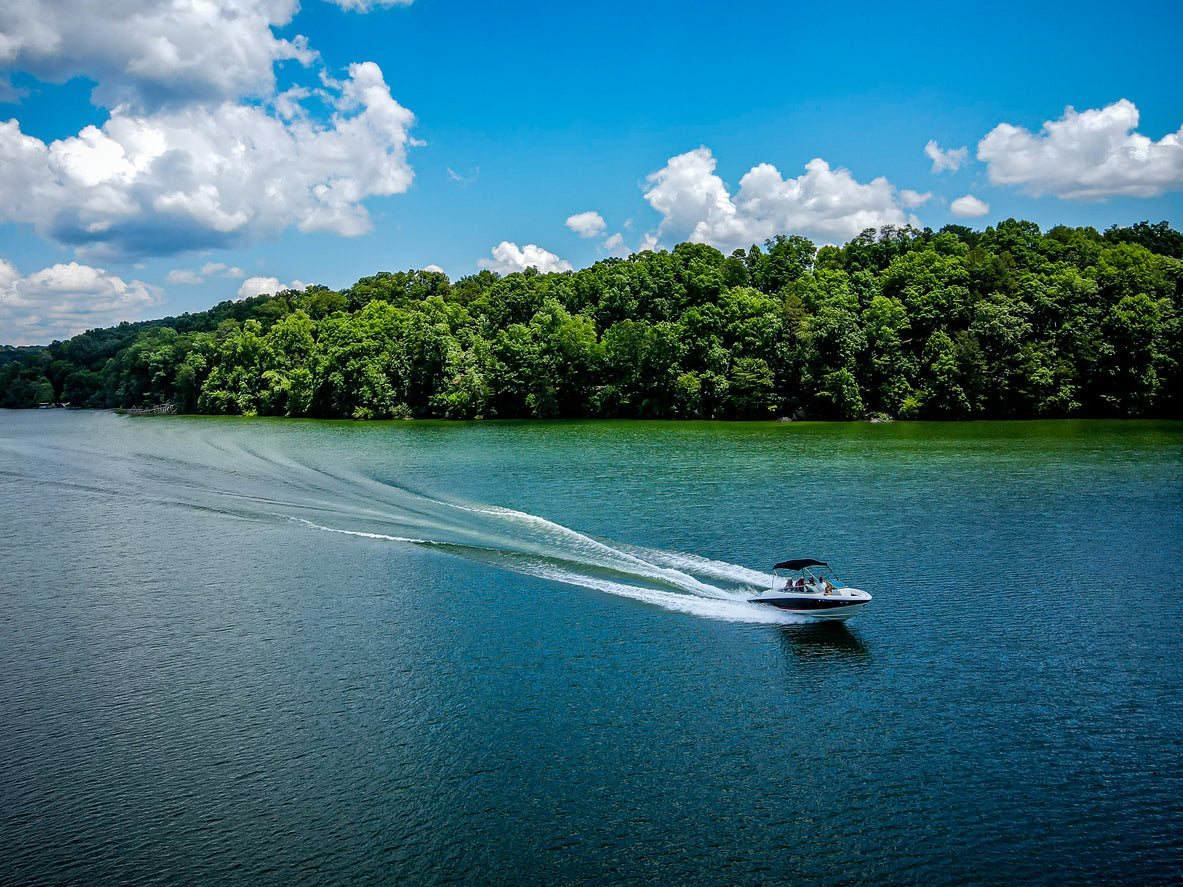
(773, 566, 845, 592)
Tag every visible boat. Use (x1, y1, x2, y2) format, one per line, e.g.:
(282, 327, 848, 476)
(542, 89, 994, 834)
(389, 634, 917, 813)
(747, 558, 871, 621)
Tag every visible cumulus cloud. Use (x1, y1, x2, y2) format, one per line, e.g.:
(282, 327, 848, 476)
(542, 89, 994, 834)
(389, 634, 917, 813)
(977, 99, 1183, 200)
(421, 264, 445, 274)
(237, 276, 305, 299)
(0, 1, 423, 339)
(925, 140, 969, 174)
(643, 146, 920, 252)
(0, 258, 160, 344)
(950, 194, 990, 218)
(478, 242, 573, 275)
(0, 0, 317, 111)
(0, 62, 417, 258)
(566, 211, 607, 239)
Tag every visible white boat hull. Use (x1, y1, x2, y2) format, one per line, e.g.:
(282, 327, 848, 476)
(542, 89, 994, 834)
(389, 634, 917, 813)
(748, 588, 872, 622)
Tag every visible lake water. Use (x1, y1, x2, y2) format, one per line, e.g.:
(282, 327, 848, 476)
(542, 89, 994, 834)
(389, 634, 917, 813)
(2, 411, 1181, 886)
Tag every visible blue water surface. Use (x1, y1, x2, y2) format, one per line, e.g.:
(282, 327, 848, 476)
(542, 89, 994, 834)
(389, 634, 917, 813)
(1, 412, 1180, 886)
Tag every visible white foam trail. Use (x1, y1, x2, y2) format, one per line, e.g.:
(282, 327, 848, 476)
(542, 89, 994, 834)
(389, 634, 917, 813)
(624, 547, 775, 588)
(283, 514, 807, 625)
(453, 501, 730, 598)
(280, 515, 431, 545)
(522, 565, 810, 624)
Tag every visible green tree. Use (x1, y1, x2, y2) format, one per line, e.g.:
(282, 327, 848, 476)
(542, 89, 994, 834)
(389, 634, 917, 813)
(904, 330, 971, 419)
(726, 357, 779, 418)
(1103, 221, 1183, 259)
(750, 234, 816, 293)
(860, 294, 914, 415)
(598, 320, 687, 417)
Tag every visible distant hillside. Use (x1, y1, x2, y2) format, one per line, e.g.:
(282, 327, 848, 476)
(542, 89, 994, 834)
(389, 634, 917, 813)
(0, 344, 44, 367)
(2, 220, 1180, 420)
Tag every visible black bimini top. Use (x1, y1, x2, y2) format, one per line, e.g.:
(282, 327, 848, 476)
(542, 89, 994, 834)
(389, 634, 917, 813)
(773, 558, 829, 571)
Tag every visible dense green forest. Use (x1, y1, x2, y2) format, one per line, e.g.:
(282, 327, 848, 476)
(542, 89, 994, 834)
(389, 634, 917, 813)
(3, 219, 1181, 420)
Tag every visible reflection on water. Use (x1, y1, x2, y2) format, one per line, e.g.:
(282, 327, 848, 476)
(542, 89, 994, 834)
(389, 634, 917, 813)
(776, 622, 871, 665)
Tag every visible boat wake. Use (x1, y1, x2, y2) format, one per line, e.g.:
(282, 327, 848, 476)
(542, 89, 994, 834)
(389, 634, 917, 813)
(279, 508, 805, 625)
(3, 417, 810, 624)
(211, 452, 803, 624)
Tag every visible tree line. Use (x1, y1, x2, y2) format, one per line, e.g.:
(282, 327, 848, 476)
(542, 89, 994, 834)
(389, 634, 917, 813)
(2, 219, 1180, 420)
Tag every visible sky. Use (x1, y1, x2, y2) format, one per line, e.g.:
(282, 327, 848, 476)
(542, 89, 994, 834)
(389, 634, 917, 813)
(1, 0, 1181, 345)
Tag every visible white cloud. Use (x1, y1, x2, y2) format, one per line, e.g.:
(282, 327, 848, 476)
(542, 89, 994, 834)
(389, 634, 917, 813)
(0, 1, 424, 336)
(478, 242, 573, 275)
(566, 211, 633, 256)
(0, 258, 160, 344)
(421, 264, 445, 274)
(237, 276, 305, 299)
(977, 99, 1183, 200)
(566, 211, 607, 239)
(0, 62, 417, 258)
(644, 147, 741, 247)
(166, 261, 246, 284)
(446, 166, 479, 186)
(0, 0, 316, 111)
(324, 0, 414, 11)
(166, 268, 203, 285)
(950, 194, 990, 218)
(924, 140, 969, 174)
(601, 232, 629, 257)
(899, 189, 932, 208)
(642, 146, 920, 252)
(200, 262, 245, 278)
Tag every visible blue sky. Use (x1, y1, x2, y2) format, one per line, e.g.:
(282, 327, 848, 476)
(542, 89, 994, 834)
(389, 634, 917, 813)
(1, 0, 1181, 344)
